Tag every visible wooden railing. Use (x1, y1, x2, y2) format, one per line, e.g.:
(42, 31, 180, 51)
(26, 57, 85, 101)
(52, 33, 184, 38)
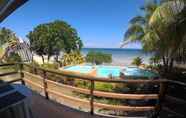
(0, 63, 24, 88)
(0, 63, 169, 117)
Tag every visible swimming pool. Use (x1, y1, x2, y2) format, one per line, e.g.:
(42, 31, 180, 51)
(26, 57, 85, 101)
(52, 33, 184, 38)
(63, 65, 158, 78)
(97, 66, 121, 77)
(63, 65, 93, 73)
(123, 67, 158, 78)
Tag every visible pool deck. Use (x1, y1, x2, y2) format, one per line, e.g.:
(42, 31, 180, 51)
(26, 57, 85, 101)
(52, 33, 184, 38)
(89, 69, 97, 76)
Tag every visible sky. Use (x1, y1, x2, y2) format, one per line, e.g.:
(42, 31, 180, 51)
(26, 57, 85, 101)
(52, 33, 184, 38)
(0, 0, 144, 49)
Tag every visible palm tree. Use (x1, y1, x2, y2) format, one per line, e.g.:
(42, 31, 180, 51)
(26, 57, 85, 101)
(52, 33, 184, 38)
(149, 0, 186, 72)
(122, 1, 159, 51)
(122, 0, 186, 73)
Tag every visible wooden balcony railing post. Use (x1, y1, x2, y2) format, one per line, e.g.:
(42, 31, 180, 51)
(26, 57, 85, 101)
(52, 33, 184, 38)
(43, 70, 49, 99)
(154, 82, 167, 118)
(33, 67, 37, 74)
(90, 80, 95, 115)
(19, 63, 25, 85)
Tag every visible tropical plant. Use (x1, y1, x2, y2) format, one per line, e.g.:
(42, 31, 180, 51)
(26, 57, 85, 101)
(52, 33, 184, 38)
(122, 0, 186, 73)
(61, 51, 85, 66)
(27, 20, 83, 63)
(0, 27, 18, 46)
(149, 55, 161, 66)
(0, 27, 19, 61)
(86, 51, 112, 65)
(149, 0, 186, 72)
(131, 57, 143, 66)
(5, 52, 22, 63)
(41, 62, 59, 69)
(122, 1, 159, 50)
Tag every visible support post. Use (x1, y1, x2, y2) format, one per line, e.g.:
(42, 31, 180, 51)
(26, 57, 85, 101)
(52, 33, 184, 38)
(154, 82, 167, 118)
(19, 63, 25, 85)
(33, 67, 37, 74)
(90, 80, 95, 115)
(43, 70, 49, 99)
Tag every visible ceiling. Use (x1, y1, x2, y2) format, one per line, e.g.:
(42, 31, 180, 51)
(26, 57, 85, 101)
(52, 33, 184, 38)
(0, 0, 28, 22)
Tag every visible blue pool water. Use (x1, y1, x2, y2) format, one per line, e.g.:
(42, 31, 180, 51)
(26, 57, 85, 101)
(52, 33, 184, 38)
(97, 66, 121, 77)
(63, 65, 158, 78)
(123, 67, 158, 78)
(64, 65, 92, 73)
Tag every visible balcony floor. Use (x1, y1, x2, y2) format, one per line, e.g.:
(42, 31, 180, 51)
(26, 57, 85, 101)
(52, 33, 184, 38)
(30, 92, 107, 118)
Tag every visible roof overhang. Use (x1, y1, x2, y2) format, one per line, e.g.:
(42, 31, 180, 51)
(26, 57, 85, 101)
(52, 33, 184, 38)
(0, 0, 28, 23)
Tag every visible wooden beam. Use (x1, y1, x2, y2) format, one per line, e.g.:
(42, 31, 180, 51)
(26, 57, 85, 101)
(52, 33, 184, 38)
(0, 0, 28, 22)
(46, 79, 159, 100)
(0, 71, 17, 76)
(23, 64, 168, 84)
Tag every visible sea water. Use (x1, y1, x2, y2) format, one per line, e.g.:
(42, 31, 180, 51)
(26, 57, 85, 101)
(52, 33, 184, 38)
(81, 48, 152, 66)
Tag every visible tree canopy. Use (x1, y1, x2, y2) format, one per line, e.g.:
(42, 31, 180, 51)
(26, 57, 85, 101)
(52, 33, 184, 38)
(86, 51, 112, 65)
(27, 20, 83, 63)
(122, 0, 186, 73)
(0, 27, 19, 61)
(0, 27, 18, 46)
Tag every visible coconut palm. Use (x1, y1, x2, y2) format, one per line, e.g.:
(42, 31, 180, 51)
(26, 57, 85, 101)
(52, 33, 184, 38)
(149, 0, 186, 72)
(122, 0, 159, 51)
(122, 0, 186, 73)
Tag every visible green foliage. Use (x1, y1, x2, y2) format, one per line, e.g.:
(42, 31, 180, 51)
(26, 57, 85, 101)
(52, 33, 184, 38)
(41, 63, 59, 69)
(5, 53, 22, 63)
(131, 57, 143, 66)
(0, 27, 18, 46)
(94, 82, 114, 92)
(0, 28, 19, 61)
(61, 51, 85, 66)
(123, 0, 186, 73)
(23, 61, 40, 73)
(86, 51, 112, 65)
(149, 55, 160, 66)
(27, 20, 83, 63)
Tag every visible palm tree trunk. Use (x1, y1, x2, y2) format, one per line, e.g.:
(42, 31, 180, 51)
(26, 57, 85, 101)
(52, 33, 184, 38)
(47, 55, 50, 62)
(41, 55, 44, 64)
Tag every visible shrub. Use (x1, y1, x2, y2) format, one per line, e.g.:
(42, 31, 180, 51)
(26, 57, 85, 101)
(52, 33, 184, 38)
(61, 51, 85, 66)
(94, 82, 114, 92)
(86, 51, 112, 65)
(23, 61, 40, 73)
(41, 63, 59, 69)
(5, 53, 22, 63)
(131, 57, 143, 66)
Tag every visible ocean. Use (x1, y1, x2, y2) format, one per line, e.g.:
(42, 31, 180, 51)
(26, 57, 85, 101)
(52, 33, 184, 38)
(81, 48, 152, 66)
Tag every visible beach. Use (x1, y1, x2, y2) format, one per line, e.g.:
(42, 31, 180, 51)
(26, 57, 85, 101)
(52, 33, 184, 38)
(32, 48, 152, 66)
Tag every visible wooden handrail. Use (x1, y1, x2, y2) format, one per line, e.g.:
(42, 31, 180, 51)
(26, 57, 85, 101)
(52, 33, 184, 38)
(48, 89, 156, 111)
(0, 79, 22, 88)
(168, 80, 186, 86)
(0, 71, 18, 76)
(0, 63, 16, 67)
(0, 63, 169, 117)
(20, 80, 156, 112)
(23, 78, 44, 89)
(23, 63, 167, 84)
(46, 79, 159, 100)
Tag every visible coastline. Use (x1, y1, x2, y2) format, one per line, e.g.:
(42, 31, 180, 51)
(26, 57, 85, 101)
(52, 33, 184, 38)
(33, 48, 152, 66)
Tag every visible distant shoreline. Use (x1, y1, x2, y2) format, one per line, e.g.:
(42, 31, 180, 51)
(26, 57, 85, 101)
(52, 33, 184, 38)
(82, 48, 151, 66)
(82, 47, 142, 50)
(33, 48, 152, 66)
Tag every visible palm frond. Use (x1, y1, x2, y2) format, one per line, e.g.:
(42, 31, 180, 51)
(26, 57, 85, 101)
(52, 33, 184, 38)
(129, 16, 146, 25)
(124, 24, 144, 41)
